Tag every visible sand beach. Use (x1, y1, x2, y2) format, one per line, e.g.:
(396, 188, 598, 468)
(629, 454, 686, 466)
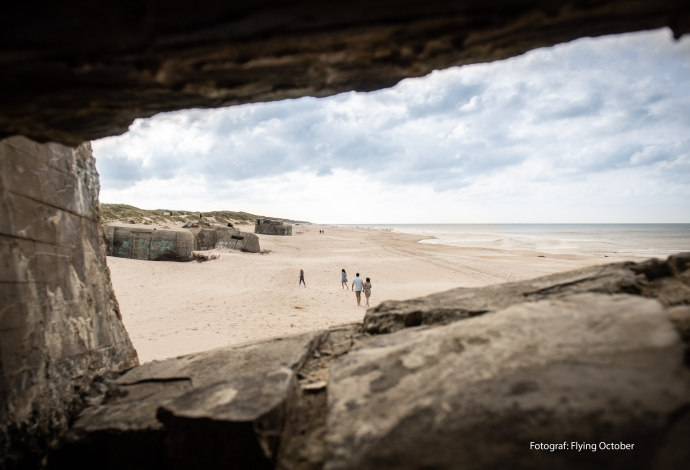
(108, 224, 620, 363)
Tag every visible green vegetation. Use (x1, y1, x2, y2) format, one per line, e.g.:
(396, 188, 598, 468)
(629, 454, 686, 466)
(100, 204, 308, 226)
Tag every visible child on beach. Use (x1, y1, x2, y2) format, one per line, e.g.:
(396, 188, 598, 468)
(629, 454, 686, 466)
(364, 277, 372, 307)
(341, 269, 348, 289)
(299, 269, 306, 287)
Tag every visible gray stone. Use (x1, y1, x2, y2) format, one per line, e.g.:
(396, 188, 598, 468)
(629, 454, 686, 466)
(49, 330, 324, 470)
(187, 225, 261, 253)
(2, 2, 689, 145)
(668, 304, 690, 366)
(211, 226, 261, 253)
(276, 323, 363, 470)
(187, 226, 218, 250)
(0, 136, 138, 469)
(327, 293, 690, 470)
(364, 254, 690, 334)
(255, 219, 293, 236)
(668, 305, 690, 342)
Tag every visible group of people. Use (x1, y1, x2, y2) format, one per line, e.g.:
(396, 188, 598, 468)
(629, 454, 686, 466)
(319, 229, 325, 234)
(342, 269, 372, 307)
(297, 268, 372, 307)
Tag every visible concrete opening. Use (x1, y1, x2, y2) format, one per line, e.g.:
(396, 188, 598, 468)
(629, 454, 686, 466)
(2, 2, 689, 468)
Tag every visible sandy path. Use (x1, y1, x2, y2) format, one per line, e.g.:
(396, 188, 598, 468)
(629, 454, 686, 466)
(108, 225, 617, 363)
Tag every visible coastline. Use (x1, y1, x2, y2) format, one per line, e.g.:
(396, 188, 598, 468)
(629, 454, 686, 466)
(339, 223, 690, 260)
(109, 224, 622, 363)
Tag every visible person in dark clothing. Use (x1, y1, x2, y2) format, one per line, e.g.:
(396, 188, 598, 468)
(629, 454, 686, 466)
(299, 269, 306, 287)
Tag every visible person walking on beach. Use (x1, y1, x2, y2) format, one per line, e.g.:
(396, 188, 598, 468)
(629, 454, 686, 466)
(341, 269, 348, 289)
(299, 269, 306, 287)
(363, 277, 372, 307)
(352, 273, 364, 306)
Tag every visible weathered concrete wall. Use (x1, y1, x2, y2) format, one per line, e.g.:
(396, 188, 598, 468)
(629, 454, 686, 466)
(103, 224, 260, 258)
(215, 227, 261, 253)
(0, 137, 139, 469)
(188, 226, 261, 253)
(2, 1, 689, 145)
(255, 219, 293, 236)
(104, 224, 194, 262)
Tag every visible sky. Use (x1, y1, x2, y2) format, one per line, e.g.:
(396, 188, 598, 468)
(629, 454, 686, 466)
(93, 28, 690, 224)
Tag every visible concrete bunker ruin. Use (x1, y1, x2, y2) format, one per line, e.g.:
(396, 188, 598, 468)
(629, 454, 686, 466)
(104, 223, 195, 261)
(2, 1, 690, 468)
(102, 223, 261, 260)
(188, 226, 261, 252)
(255, 219, 293, 236)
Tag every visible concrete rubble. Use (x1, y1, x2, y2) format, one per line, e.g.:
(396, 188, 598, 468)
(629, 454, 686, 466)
(49, 331, 324, 469)
(46, 253, 690, 470)
(363, 256, 690, 334)
(329, 293, 689, 470)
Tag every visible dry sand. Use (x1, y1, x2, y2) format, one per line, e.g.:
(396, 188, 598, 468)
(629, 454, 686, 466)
(108, 224, 618, 363)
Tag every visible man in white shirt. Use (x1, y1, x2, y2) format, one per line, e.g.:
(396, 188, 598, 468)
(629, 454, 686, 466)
(352, 273, 364, 306)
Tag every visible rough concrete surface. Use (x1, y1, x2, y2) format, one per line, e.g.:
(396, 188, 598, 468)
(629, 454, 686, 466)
(276, 324, 363, 470)
(0, 136, 138, 469)
(328, 293, 690, 470)
(104, 223, 195, 261)
(363, 255, 690, 334)
(189, 226, 261, 252)
(3, 1, 689, 145)
(217, 228, 261, 253)
(47, 254, 690, 469)
(102, 223, 260, 260)
(256, 219, 293, 236)
(49, 330, 325, 470)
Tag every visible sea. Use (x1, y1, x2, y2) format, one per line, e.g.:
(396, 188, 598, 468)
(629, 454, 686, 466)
(338, 224, 690, 259)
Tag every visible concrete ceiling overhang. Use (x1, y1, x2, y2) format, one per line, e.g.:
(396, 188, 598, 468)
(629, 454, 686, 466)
(2, 0, 689, 146)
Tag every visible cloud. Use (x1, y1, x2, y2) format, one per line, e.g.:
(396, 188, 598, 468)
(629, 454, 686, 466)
(94, 28, 690, 223)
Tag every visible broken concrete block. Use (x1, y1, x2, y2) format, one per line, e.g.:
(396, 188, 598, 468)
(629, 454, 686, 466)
(327, 293, 690, 470)
(187, 225, 261, 253)
(255, 219, 292, 236)
(49, 330, 324, 470)
(364, 253, 690, 334)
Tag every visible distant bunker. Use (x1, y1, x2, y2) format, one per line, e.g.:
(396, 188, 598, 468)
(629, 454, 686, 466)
(104, 223, 194, 261)
(255, 218, 293, 236)
(187, 226, 261, 252)
(104, 223, 261, 261)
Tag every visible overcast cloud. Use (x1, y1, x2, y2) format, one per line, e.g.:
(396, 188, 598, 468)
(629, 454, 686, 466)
(94, 28, 690, 223)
